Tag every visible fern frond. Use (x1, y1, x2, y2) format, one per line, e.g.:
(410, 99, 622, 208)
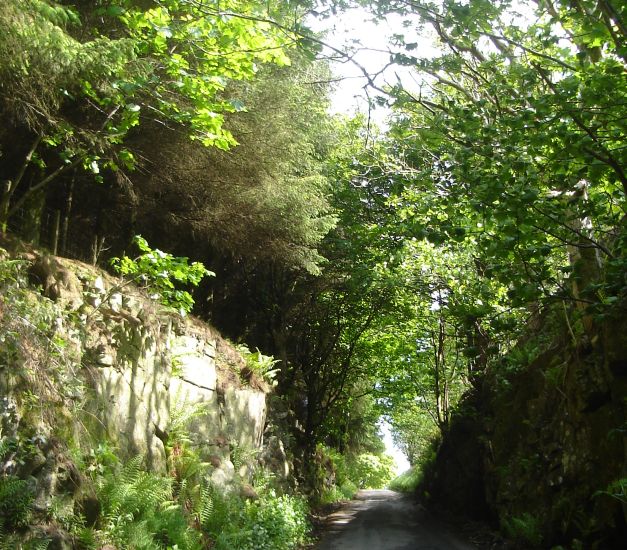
(0, 437, 17, 461)
(167, 396, 209, 447)
(199, 481, 214, 528)
(25, 0, 80, 27)
(0, 476, 33, 529)
(120, 454, 144, 486)
(29, 539, 51, 550)
(74, 526, 97, 550)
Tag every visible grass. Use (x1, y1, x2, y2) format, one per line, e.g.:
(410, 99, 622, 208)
(388, 467, 422, 493)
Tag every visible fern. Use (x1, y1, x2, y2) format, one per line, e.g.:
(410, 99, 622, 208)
(235, 344, 280, 385)
(120, 453, 144, 486)
(0, 534, 21, 550)
(74, 526, 97, 550)
(502, 513, 543, 547)
(0, 530, 49, 549)
(94, 455, 201, 549)
(165, 397, 211, 493)
(199, 480, 215, 528)
(230, 443, 257, 471)
(167, 397, 209, 448)
(28, 540, 50, 550)
(0, 518, 8, 549)
(0, 437, 17, 461)
(27, 0, 80, 26)
(0, 476, 33, 529)
(197, 481, 234, 536)
(118, 518, 153, 549)
(173, 446, 209, 488)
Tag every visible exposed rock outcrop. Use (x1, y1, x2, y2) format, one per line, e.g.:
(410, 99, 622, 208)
(0, 246, 273, 534)
(422, 305, 627, 548)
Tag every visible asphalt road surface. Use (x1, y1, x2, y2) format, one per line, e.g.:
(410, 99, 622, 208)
(314, 490, 475, 550)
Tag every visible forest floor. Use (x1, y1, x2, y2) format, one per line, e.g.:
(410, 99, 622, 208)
(311, 489, 476, 550)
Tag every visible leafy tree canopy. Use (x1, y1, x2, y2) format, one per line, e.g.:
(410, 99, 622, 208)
(0, 0, 303, 226)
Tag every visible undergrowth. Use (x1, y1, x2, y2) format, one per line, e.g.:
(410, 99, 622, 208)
(86, 454, 202, 549)
(88, 455, 309, 549)
(388, 466, 422, 493)
(203, 484, 310, 550)
(501, 513, 543, 548)
(317, 445, 395, 504)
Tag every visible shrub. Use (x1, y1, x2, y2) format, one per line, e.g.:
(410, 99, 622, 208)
(339, 480, 358, 499)
(352, 453, 395, 489)
(388, 467, 422, 493)
(315, 446, 395, 504)
(212, 491, 309, 550)
(320, 485, 345, 505)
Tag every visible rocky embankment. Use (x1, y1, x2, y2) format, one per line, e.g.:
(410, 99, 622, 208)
(422, 306, 627, 548)
(0, 240, 290, 546)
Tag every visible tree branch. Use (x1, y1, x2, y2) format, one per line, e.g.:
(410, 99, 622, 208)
(8, 156, 84, 219)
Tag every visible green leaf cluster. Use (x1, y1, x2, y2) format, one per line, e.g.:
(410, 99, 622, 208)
(380, 0, 626, 309)
(92, 455, 200, 549)
(235, 344, 280, 386)
(0, 476, 34, 531)
(111, 235, 214, 313)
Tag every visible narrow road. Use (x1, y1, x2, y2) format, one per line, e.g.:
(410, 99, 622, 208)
(314, 490, 475, 550)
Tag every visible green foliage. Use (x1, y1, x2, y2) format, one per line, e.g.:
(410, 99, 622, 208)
(113, 0, 294, 149)
(156, 55, 339, 274)
(164, 397, 212, 504)
(194, 479, 310, 550)
(388, 467, 422, 494)
(387, 401, 441, 467)
(92, 454, 202, 550)
(0, 535, 50, 550)
(0, 0, 135, 132)
(77, 422, 311, 550)
(230, 443, 257, 472)
(338, 480, 359, 500)
(318, 445, 395, 503)
(319, 485, 348, 505)
(319, 479, 356, 504)
(380, 0, 626, 310)
(86, 400, 311, 550)
(502, 513, 543, 548)
(387, 425, 439, 496)
(0, 1, 624, 546)
(210, 490, 310, 550)
(0, 248, 311, 549)
(0, 476, 34, 530)
(0, 0, 304, 230)
(111, 235, 214, 313)
(0, 252, 84, 432)
(166, 396, 209, 450)
(595, 477, 627, 505)
(235, 344, 280, 386)
(0, 433, 40, 486)
(350, 453, 395, 489)
(197, 479, 217, 531)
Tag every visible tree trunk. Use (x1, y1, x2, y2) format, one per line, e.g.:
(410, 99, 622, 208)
(567, 182, 602, 334)
(0, 181, 12, 232)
